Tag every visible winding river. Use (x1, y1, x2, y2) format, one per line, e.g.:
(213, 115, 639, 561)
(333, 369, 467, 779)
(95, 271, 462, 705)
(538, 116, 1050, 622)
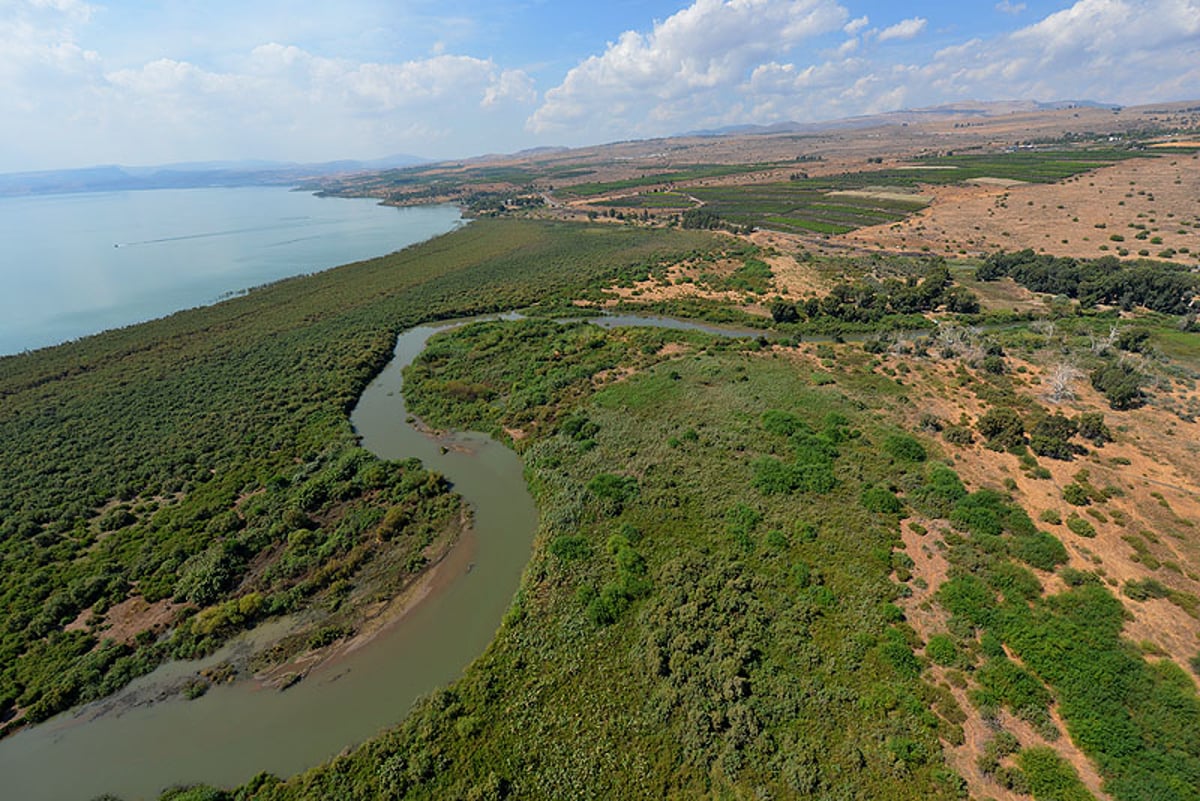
(0, 314, 764, 801)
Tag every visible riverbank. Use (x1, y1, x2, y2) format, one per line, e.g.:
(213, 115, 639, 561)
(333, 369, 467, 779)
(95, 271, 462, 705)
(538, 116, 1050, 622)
(0, 221, 723, 800)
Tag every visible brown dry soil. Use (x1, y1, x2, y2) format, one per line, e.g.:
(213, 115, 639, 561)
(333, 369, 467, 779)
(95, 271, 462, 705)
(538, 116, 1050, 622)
(563, 102, 1200, 799)
(840, 154, 1200, 262)
(811, 339, 1200, 800)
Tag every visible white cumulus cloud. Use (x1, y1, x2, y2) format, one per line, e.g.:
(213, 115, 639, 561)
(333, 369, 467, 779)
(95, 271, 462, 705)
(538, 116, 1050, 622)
(0, 1, 539, 168)
(528, 0, 849, 138)
(921, 0, 1200, 105)
(530, 0, 1200, 146)
(843, 15, 869, 34)
(877, 17, 927, 42)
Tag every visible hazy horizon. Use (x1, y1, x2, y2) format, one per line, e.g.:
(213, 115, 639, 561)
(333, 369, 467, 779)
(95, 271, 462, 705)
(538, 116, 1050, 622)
(4, 1, 1198, 174)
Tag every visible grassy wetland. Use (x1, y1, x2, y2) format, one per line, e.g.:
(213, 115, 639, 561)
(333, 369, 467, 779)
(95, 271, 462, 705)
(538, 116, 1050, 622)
(6, 106, 1200, 801)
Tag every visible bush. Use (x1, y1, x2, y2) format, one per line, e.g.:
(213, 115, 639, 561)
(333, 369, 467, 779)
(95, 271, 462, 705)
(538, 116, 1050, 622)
(1066, 514, 1097, 538)
(770, 300, 799, 323)
(1010, 531, 1068, 571)
(926, 634, 960, 667)
(882, 433, 928, 463)
(861, 486, 904, 514)
(977, 407, 1025, 450)
(942, 424, 974, 445)
(1076, 412, 1112, 444)
(1029, 413, 1080, 460)
(1061, 484, 1091, 506)
(910, 465, 969, 518)
(586, 473, 638, 515)
(1123, 578, 1171, 601)
(1017, 747, 1095, 801)
(1091, 360, 1145, 410)
(549, 535, 592, 561)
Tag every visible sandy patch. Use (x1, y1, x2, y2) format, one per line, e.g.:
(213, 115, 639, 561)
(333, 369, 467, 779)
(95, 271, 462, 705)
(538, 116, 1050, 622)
(967, 177, 1029, 187)
(657, 342, 691, 357)
(66, 596, 185, 644)
(828, 189, 933, 204)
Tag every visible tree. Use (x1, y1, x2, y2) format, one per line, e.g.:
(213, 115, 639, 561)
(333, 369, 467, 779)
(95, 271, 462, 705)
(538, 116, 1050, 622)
(976, 407, 1026, 451)
(1029, 413, 1080, 460)
(1046, 363, 1082, 403)
(770, 300, 800, 324)
(1076, 412, 1112, 445)
(1090, 360, 1145, 410)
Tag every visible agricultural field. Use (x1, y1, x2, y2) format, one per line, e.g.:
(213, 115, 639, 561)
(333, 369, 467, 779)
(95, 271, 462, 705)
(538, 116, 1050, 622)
(574, 151, 1148, 238)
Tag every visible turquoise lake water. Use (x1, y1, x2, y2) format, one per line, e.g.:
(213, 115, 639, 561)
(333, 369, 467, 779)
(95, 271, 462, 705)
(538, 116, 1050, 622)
(0, 187, 462, 355)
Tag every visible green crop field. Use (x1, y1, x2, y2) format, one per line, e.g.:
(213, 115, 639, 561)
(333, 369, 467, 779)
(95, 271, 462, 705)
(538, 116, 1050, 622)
(587, 150, 1148, 236)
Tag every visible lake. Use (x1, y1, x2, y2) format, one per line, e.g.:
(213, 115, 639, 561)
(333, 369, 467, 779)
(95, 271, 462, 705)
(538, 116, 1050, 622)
(0, 187, 463, 356)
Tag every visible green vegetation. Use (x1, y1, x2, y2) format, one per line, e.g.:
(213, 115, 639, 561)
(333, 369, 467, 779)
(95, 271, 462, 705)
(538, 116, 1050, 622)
(925, 456, 1200, 801)
(0, 220, 721, 732)
(978, 249, 1200, 315)
(909, 150, 1143, 183)
(1017, 747, 1097, 801)
(684, 182, 923, 234)
(638, 151, 1143, 235)
(7, 165, 1200, 801)
(236, 319, 970, 798)
(556, 163, 781, 198)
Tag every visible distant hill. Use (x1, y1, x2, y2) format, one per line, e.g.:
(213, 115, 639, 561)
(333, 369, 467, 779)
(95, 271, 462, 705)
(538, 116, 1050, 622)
(684, 98, 1118, 137)
(0, 154, 427, 197)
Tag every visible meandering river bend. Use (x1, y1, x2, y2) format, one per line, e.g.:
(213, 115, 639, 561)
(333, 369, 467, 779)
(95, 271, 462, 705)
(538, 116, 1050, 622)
(0, 313, 766, 801)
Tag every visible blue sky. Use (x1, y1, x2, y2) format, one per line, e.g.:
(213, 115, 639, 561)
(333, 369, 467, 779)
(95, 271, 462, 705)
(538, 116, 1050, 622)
(2, 0, 1198, 171)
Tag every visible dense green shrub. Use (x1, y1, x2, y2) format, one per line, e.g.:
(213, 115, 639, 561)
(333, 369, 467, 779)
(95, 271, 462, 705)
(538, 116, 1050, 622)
(586, 473, 639, 515)
(925, 634, 961, 667)
(978, 249, 1200, 315)
(1076, 412, 1112, 445)
(1062, 484, 1092, 506)
(1029, 413, 1081, 460)
(910, 465, 968, 518)
(1009, 530, 1068, 571)
(548, 535, 592, 561)
(976, 407, 1026, 451)
(1017, 747, 1094, 801)
(861, 486, 904, 514)
(883, 433, 928, 463)
(1065, 514, 1097, 538)
(1090, 360, 1146, 410)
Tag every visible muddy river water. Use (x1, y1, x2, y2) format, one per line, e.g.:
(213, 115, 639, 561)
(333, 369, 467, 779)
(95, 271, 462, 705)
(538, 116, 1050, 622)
(0, 314, 764, 801)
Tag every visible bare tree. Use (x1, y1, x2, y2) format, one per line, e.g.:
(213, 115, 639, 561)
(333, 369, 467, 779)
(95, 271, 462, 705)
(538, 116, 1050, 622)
(1030, 319, 1057, 342)
(1046, 362, 1083, 403)
(1089, 324, 1120, 355)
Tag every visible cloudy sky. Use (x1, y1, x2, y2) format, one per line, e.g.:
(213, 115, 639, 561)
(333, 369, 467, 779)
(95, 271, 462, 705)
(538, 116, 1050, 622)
(4, 0, 1199, 172)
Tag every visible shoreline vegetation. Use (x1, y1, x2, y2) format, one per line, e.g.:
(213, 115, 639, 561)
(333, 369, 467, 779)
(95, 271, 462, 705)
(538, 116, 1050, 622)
(0, 220, 723, 741)
(5, 117, 1200, 799)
